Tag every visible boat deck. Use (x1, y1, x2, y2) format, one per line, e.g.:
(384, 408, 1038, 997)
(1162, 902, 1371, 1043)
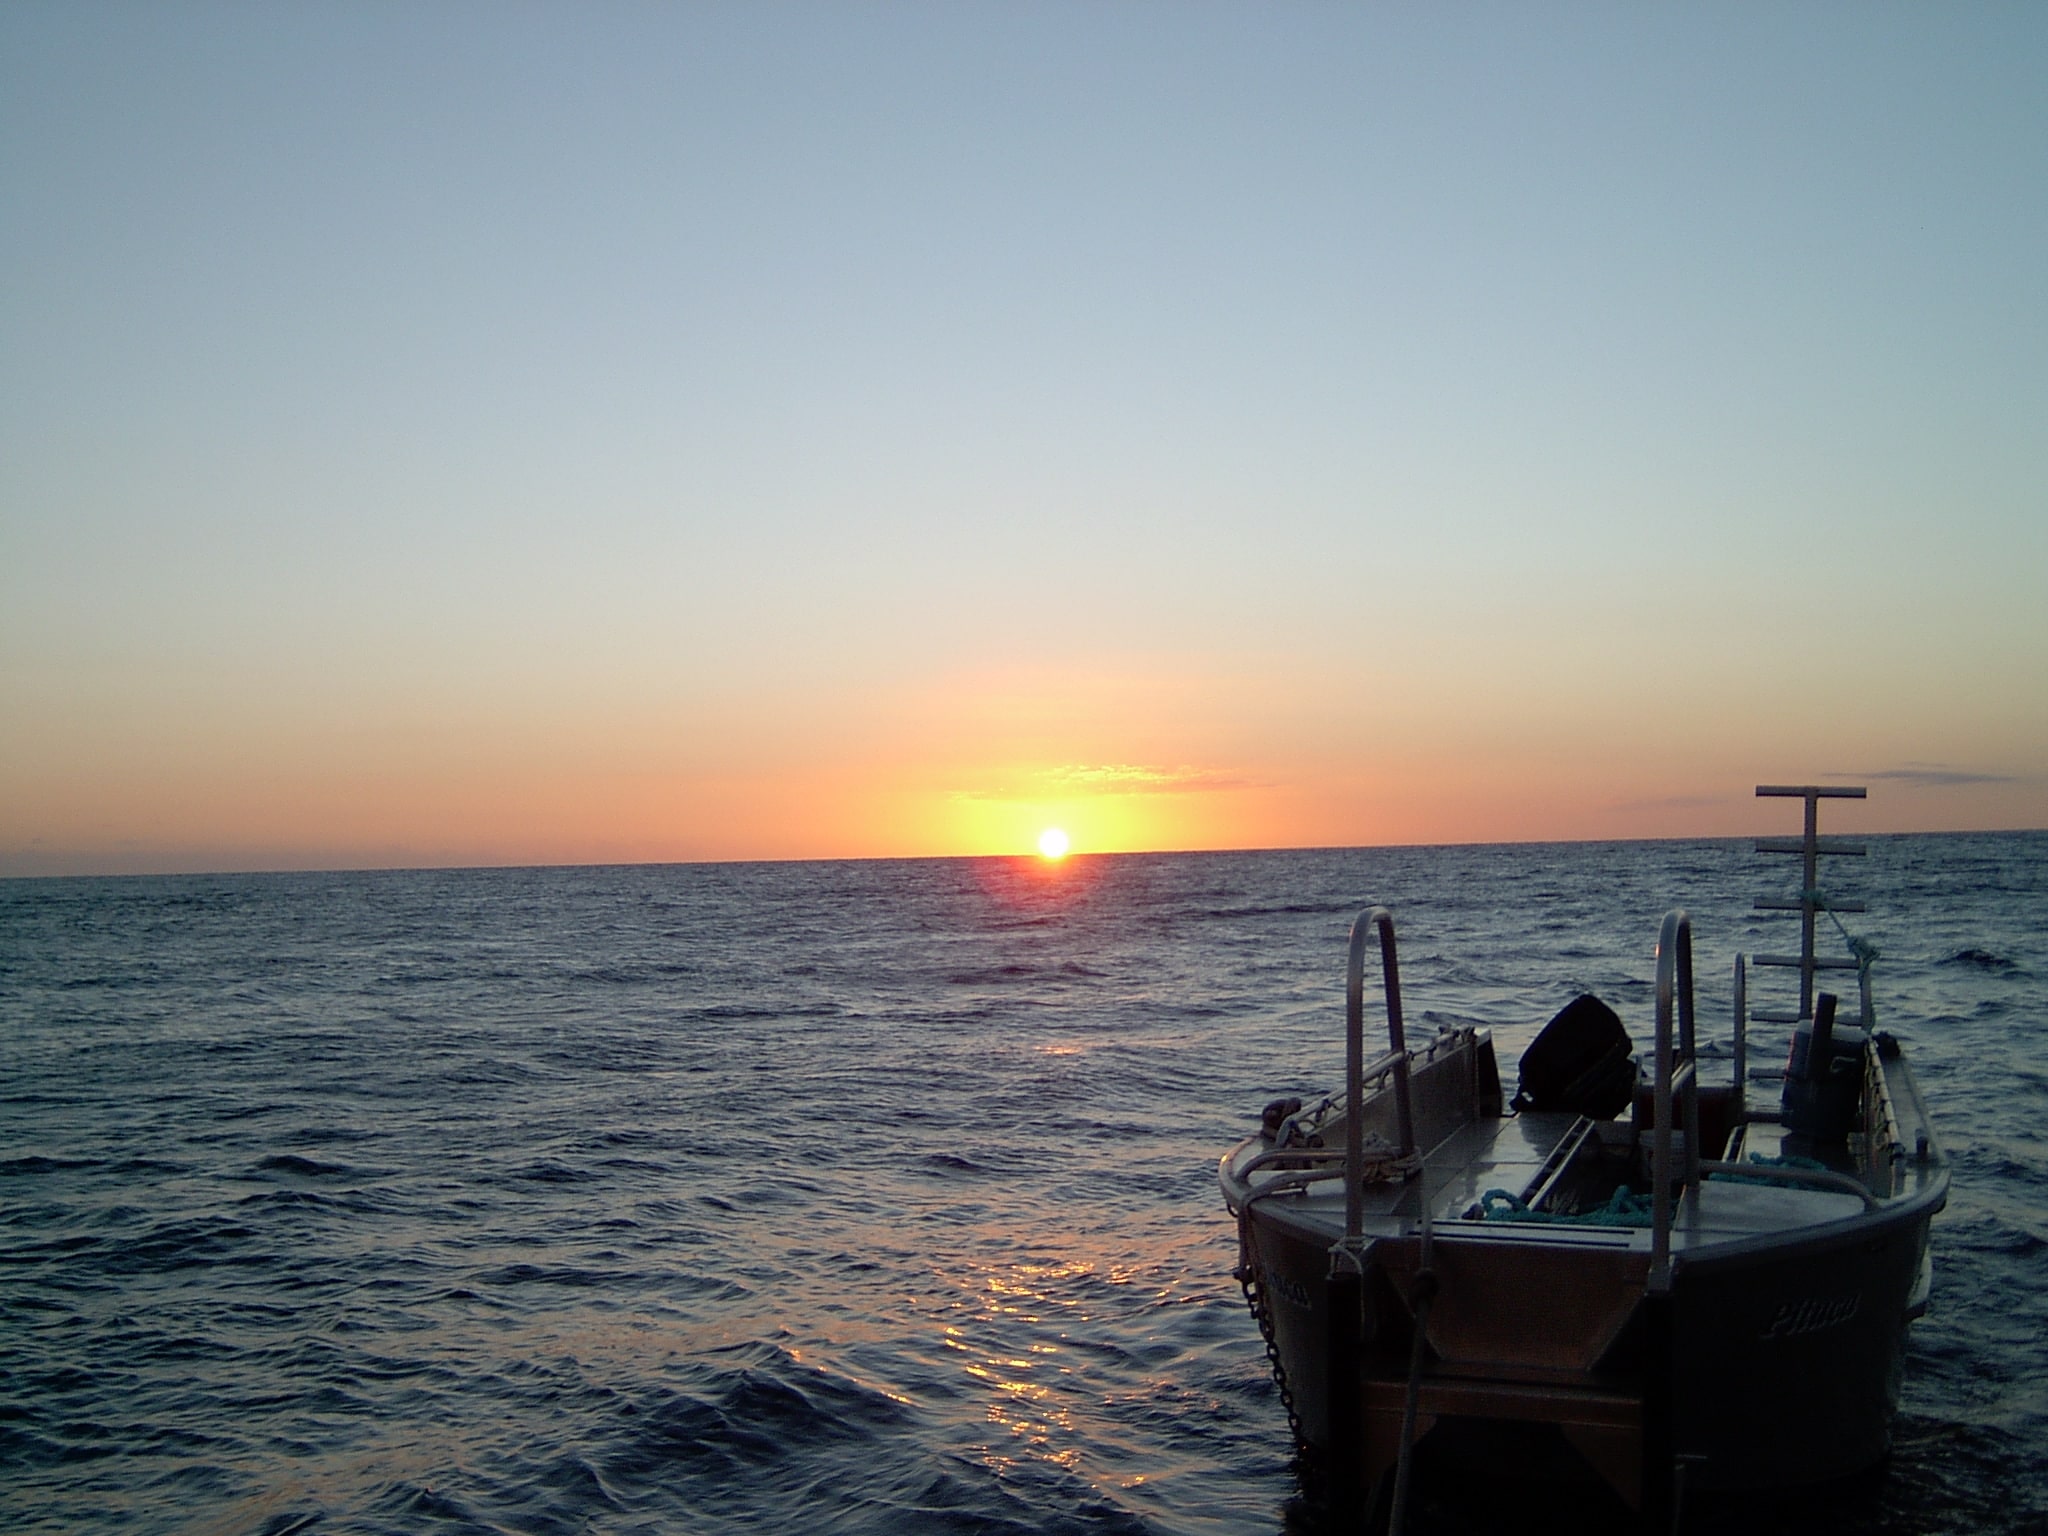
(1233, 1106, 1896, 1261)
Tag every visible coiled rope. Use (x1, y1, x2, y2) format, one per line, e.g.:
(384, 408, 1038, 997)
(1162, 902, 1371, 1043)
(1477, 1185, 1656, 1226)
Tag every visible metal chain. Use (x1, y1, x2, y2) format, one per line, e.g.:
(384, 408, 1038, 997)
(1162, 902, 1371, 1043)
(1236, 1208, 1311, 1458)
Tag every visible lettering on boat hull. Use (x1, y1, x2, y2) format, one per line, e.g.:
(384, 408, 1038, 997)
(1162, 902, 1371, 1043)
(1265, 1272, 1314, 1313)
(1762, 1291, 1862, 1340)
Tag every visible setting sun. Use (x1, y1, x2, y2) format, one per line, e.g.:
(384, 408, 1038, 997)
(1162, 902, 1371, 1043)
(1037, 827, 1070, 860)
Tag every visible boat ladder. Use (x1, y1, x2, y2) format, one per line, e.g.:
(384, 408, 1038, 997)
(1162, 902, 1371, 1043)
(1750, 783, 1871, 1028)
(1728, 784, 1871, 1122)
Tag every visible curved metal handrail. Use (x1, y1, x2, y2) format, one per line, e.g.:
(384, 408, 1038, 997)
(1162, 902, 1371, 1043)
(1698, 1160, 1881, 1210)
(1346, 906, 1415, 1244)
(1731, 952, 1748, 1126)
(1650, 909, 1701, 1293)
(1231, 1144, 1350, 1178)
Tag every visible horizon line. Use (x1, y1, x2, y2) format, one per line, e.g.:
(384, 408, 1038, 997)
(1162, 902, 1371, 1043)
(6, 822, 2042, 884)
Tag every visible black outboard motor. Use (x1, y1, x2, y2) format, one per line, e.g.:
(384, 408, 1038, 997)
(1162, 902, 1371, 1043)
(1781, 992, 1867, 1142)
(1514, 995, 1636, 1118)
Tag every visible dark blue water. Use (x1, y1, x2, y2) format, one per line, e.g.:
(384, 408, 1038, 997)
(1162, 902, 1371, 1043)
(4, 836, 2044, 1533)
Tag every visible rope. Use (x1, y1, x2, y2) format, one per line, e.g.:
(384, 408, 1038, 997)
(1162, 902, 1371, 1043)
(1707, 1152, 1828, 1185)
(1356, 1130, 1425, 1186)
(1389, 1201, 1437, 1536)
(1477, 1185, 1655, 1227)
(1389, 1270, 1435, 1534)
(1803, 886, 1880, 983)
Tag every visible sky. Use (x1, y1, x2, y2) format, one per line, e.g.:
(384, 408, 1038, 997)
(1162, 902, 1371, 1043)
(3, 1, 2044, 876)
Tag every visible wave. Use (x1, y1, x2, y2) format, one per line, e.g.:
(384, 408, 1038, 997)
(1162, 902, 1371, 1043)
(1940, 947, 2019, 971)
(1199, 899, 1359, 918)
(0, 1155, 97, 1177)
(252, 1153, 352, 1178)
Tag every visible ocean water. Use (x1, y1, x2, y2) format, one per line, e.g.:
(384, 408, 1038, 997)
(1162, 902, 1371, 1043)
(3, 834, 2044, 1534)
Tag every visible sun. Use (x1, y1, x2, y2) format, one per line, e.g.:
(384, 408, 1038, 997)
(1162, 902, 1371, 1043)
(1037, 827, 1071, 860)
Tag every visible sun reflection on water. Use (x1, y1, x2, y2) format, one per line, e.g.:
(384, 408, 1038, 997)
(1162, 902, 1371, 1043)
(915, 1248, 1177, 1486)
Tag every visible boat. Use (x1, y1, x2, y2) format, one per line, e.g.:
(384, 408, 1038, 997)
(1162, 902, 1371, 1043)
(1220, 786, 1948, 1530)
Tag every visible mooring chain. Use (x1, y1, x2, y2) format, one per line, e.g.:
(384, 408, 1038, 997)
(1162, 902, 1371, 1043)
(1236, 1210, 1312, 1459)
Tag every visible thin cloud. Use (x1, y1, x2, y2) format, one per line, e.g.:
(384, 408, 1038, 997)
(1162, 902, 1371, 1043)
(1849, 765, 2015, 789)
(1039, 763, 1257, 794)
(952, 763, 1259, 802)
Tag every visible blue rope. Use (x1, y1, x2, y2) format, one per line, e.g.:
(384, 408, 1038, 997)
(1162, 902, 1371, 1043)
(1477, 1185, 1655, 1227)
(1707, 1152, 1829, 1186)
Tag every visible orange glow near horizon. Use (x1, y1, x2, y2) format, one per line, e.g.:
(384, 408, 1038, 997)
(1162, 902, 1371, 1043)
(9, 741, 2042, 877)
(3, 654, 2043, 877)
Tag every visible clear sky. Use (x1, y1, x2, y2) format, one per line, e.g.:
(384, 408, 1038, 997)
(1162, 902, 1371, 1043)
(4, 2, 2044, 875)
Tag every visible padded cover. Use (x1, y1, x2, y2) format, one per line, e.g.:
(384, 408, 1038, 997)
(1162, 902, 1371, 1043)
(1515, 994, 1636, 1118)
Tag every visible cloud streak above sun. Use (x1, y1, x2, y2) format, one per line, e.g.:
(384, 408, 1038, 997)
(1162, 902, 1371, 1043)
(1854, 766, 2020, 789)
(952, 764, 1260, 802)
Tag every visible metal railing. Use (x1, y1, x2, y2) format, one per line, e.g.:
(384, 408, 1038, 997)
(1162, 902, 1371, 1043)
(1731, 951, 1748, 1125)
(1345, 905, 1416, 1245)
(1696, 1159, 1880, 1210)
(1653, 909, 1885, 1292)
(1650, 909, 1702, 1294)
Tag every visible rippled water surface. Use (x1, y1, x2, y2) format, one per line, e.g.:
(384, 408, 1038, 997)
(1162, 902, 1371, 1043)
(4, 835, 2045, 1533)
